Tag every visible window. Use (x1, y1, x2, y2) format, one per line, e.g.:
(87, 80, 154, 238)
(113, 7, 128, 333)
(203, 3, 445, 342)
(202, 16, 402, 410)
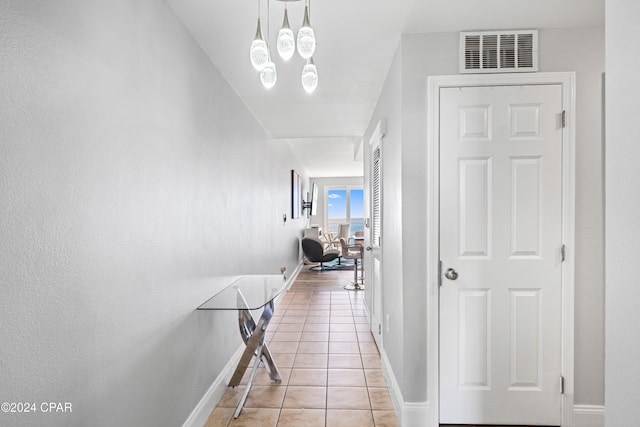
(350, 189, 364, 235)
(326, 187, 364, 236)
(327, 189, 347, 234)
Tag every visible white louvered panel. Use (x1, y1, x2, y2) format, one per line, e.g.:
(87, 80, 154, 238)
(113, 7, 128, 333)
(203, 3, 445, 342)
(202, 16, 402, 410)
(460, 30, 538, 74)
(482, 34, 498, 69)
(517, 33, 535, 68)
(372, 146, 381, 247)
(464, 35, 481, 70)
(500, 34, 516, 69)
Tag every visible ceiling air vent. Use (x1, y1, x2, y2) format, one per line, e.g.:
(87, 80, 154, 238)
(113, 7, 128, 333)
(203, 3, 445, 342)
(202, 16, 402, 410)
(460, 30, 538, 74)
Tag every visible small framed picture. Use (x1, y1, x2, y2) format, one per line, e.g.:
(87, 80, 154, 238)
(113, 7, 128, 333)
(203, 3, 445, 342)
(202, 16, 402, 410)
(291, 170, 303, 219)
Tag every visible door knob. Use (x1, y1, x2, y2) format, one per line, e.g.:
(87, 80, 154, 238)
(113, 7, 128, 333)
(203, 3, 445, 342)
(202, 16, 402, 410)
(444, 268, 458, 281)
(365, 246, 373, 251)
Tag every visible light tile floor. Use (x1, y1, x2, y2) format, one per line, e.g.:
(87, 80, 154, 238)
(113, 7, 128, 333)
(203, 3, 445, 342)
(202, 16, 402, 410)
(205, 288, 399, 427)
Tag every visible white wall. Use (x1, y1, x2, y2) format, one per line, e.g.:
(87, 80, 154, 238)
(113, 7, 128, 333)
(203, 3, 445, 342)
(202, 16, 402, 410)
(540, 28, 605, 406)
(364, 26, 605, 407)
(401, 32, 459, 403)
(0, 1, 307, 426)
(364, 46, 406, 398)
(605, 0, 640, 424)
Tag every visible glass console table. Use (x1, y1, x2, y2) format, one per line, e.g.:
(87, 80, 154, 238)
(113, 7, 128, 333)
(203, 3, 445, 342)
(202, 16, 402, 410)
(197, 275, 286, 418)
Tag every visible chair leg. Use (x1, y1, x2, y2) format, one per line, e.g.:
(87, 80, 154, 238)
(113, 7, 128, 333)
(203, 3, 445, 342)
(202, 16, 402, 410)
(353, 258, 358, 283)
(355, 258, 365, 290)
(345, 258, 364, 291)
(311, 261, 336, 271)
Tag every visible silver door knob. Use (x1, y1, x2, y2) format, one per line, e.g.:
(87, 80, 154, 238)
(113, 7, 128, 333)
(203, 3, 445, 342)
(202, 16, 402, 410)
(444, 268, 458, 281)
(365, 246, 373, 251)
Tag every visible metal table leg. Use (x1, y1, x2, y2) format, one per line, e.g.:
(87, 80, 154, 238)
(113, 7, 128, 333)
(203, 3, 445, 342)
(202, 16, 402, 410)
(228, 296, 281, 418)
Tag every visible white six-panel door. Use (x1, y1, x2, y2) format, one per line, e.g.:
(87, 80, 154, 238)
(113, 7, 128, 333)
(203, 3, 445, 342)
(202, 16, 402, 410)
(439, 84, 564, 425)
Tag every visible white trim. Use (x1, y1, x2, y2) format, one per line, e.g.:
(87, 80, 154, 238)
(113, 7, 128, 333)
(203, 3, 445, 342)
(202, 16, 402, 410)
(183, 267, 302, 427)
(380, 347, 402, 416)
(181, 345, 244, 427)
(402, 402, 432, 427)
(282, 259, 304, 294)
(574, 405, 605, 427)
(380, 348, 431, 427)
(367, 120, 385, 349)
(426, 72, 441, 427)
(426, 72, 576, 427)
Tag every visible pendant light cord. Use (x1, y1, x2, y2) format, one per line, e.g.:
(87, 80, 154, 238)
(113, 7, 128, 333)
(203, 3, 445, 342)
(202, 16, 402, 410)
(266, 0, 270, 48)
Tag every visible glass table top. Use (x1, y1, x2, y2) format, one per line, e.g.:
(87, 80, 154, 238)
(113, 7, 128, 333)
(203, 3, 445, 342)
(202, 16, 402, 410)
(197, 275, 287, 311)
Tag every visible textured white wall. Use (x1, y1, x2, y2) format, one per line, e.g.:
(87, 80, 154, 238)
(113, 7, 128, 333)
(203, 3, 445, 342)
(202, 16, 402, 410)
(401, 32, 459, 403)
(363, 45, 406, 397)
(605, 0, 640, 424)
(0, 1, 306, 426)
(365, 27, 605, 405)
(539, 28, 606, 405)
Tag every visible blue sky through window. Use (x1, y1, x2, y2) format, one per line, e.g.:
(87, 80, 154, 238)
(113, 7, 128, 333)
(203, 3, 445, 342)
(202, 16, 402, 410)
(327, 190, 347, 219)
(350, 189, 364, 218)
(327, 189, 365, 234)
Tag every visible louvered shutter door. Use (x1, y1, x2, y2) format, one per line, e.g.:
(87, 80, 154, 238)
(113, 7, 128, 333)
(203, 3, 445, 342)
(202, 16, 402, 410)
(372, 146, 381, 247)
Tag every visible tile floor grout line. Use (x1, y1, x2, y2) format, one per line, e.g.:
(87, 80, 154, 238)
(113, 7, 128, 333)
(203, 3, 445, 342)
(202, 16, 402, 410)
(212, 280, 395, 426)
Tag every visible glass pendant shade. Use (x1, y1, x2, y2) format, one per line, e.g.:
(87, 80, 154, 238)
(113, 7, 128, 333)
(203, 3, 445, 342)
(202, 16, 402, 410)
(250, 19, 269, 70)
(301, 58, 318, 93)
(296, 5, 316, 59)
(260, 60, 277, 89)
(276, 9, 295, 61)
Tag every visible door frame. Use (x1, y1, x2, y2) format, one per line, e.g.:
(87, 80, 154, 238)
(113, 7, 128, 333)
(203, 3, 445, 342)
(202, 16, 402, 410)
(426, 72, 576, 426)
(365, 119, 385, 349)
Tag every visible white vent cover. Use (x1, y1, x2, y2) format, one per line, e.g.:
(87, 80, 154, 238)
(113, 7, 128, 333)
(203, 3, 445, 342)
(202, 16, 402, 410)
(460, 30, 538, 73)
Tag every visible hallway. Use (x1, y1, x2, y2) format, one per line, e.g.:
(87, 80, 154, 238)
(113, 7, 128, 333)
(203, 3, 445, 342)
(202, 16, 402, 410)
(204, 267, 399, 426)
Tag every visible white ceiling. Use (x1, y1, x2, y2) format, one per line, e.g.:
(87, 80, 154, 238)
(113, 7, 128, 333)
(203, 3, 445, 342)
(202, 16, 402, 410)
(167, 0, 603, 178)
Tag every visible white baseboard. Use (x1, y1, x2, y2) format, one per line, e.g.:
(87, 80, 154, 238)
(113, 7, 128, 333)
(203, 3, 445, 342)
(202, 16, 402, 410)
(283, 260, 304, 292)
(402, 402, 431, 427)
(371, 346, 603, 427)
(182, 266, 303, 427)
(574, 404, 605, 427)
(379, 348, 402, 416)
(181, 345, 244, 427)
(380, 349, 431, 427)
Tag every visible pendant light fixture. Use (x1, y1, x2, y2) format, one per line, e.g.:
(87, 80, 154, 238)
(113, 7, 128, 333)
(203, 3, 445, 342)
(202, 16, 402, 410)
(260, 0, 277, 88)
(276, 3, 295, 61)
(260, 55, 278, 89)
(250, 0, 318, 93)
(296, 0, 316, 59)
(249, 0, 268, 70)
(301, 57, 318, 93)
